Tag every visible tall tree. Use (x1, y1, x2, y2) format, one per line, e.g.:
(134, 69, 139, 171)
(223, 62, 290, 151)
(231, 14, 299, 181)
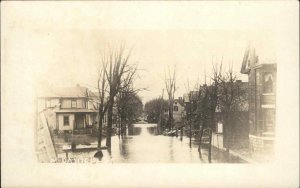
(217, 67, 248, 151)
(96, 65, 109, 150)
(116, 84, 143, 136)
(103, 45, 137, 148)
(165, 68, 176, 131)
(188, 63, 220, 162)
(89, 58, 110, 158)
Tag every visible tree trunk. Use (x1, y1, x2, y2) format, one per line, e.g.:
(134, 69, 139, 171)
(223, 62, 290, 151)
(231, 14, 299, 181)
(223, 115, 230, 152)
(118, 118, 121, 138)
(106, 97, 114, 148)
(124, 124, 127, 136)
(189, 121, 192, 148)
(97, 110, 103, 149)
(208, 128, 213, 163)
(168, 106, 172, 130)
(198, 126, 204, 152)
(170, 111, 173, 131)
(180, 127, 183, 141)
(121, 115, 125, 137)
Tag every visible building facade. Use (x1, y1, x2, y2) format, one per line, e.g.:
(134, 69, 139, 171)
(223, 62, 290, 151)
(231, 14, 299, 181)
(37, 85, 99, 134)
(164, 97, 185, 129)
(241, 45, 277, 153)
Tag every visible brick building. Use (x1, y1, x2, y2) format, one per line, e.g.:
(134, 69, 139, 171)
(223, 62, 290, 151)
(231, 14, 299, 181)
(241, 44, 276, 153)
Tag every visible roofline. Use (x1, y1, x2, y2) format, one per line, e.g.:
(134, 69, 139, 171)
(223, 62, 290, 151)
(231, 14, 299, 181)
(54, 110, 98, 113)
(37, 96, 88, 99)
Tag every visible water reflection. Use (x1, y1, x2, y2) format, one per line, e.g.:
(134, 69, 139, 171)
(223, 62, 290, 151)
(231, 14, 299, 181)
(109, 124, 245, 163)
(58, 124, 246, 163)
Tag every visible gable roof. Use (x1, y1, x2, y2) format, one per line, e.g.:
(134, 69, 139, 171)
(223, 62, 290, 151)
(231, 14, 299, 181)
(37, 86, 88, 98)
(241, 42, 277, 74)
(174, 98, 184, 106)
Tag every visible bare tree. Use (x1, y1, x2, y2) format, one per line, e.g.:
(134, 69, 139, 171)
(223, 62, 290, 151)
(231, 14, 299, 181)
(192, 62, 221, 162)
(88, 60, 110, 158)
(217, 66, 248, 151)
(195, 61, 247, 161)
(104, 45, 138, 148)
(96, 66, 109, 151)
(165, 67, 176, 131)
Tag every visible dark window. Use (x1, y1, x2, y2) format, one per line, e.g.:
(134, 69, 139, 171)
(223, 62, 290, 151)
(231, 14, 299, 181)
(64, 116, 69, 126)
(263, 72, 274, 93)
(174, 106, 178, 111)
(71, 100, 77, 108)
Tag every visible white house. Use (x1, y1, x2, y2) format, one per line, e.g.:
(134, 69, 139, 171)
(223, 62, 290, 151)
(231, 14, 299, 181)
(164, 97, 185, 127)
(37, 85, 98, 134)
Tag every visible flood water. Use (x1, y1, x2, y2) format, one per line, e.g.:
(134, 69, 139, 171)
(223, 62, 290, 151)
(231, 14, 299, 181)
(57, 123, 246, 163)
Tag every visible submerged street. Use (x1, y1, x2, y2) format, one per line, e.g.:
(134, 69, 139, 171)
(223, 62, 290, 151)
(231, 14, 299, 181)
(58, 123, 246, 163)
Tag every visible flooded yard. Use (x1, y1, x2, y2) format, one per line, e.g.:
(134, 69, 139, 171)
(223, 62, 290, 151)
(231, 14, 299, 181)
(56, 123, 246, 163)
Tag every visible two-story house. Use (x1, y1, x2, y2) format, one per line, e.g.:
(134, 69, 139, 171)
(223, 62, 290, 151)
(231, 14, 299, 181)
(164, 97, 185, 129)
(37, 85, 98, 134)
(241, 44, 276, 153)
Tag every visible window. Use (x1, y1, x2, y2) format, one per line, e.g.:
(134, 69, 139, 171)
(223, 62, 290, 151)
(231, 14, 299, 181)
(61, 100, 71, 108)
(71, 100, 77, 108)
(174, 106, 178, 111)
(46, 100, 51, 108)
(217, 122, 223, 133)
(77, 99, 83, 108)
(263, 72, 274, 93)
(63, 116, 69, 126)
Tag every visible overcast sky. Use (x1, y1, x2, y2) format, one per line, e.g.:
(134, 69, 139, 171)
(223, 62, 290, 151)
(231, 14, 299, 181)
(2, 2, 285, 103)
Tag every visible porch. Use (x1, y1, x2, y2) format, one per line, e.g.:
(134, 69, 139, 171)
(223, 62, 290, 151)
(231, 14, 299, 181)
(72, 113, 92, 134)
(54, 109, 97, 135)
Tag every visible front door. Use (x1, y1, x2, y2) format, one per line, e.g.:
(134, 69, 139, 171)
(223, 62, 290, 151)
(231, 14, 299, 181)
(76, 114, 85, 129)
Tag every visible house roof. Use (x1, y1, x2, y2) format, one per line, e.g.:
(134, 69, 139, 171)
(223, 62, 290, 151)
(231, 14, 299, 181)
(37, 85, 88, 98)
(241, 42, 277, 74)
(54, 109, 97, 113)
(174, 99, 184, 106)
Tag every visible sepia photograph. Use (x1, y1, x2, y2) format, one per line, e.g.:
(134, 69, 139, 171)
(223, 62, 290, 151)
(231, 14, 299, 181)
(35, 30, 276, 164)
(1, 1, 299, 187)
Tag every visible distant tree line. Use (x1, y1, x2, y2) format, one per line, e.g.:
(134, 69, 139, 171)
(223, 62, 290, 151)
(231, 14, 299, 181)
(144, 98, 168, 124)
